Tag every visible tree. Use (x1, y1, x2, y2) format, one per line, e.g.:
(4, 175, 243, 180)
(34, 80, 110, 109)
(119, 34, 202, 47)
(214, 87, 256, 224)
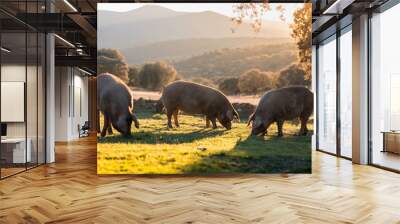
(232, 3, 312, 80)
(97, 48, 129, 82)
(232, 3, 285, 32)
(128, 65, 139, 87)
(238, 69, 274, 95)
(218, 78, 240, 95)
(138, 61, 177, 90)
(275, 64, 310, 88)
(290, 4, 312, 80)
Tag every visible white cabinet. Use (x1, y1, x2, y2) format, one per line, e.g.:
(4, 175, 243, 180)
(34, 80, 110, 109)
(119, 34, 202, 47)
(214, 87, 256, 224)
(1, 138, 32, 163)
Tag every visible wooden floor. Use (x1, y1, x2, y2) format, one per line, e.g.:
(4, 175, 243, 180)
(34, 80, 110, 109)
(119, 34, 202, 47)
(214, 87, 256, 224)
(0, 136, 400, 223)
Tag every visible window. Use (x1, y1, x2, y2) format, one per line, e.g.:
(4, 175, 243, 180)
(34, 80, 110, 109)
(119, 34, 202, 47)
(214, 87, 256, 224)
(317, 35, 337, 154)
(370, 3, 400, 171)
(339, 27, 352, 158)
(0, 2, 46, 179)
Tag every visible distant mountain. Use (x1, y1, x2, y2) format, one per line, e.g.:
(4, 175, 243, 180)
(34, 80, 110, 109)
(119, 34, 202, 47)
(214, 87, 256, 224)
(98, 6, 291, 50)
(98, 5, 186, 27)
(122, 37, 294, 64)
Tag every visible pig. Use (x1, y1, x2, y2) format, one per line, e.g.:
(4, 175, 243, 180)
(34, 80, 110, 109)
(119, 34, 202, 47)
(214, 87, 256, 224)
(97, 73, 139, 137)
(247, 86, 313, 136)
(160, 81, 239, 130)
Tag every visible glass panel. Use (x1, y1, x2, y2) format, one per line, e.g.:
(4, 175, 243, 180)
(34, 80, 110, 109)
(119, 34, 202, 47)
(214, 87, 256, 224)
(317, 36, 337, 154)
(27, 31, 38, 169)
(0, 1, 46, 178)
(371, 4, 400, 171)
(340, 28, 352, 158)
(38, 33, 45, 165)
(1, 31, 27, 177)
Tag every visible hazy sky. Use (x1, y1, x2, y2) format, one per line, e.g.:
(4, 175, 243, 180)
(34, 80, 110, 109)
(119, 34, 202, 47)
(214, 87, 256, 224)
(98, 3, 305, 23)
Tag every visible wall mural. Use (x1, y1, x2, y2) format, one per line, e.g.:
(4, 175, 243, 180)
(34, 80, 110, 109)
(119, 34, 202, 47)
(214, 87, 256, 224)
(96, 3, 313, 174)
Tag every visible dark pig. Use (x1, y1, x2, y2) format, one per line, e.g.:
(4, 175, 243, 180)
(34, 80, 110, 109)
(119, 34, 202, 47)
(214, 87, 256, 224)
(161, 81, 239, 129)
(97, 73, 139, 137)
(248, 86, 313, 136)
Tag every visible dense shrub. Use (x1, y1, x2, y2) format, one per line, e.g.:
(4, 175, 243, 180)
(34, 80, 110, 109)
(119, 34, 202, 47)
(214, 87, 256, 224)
(238, 69, 274, 95)
(128, 65, 139, 87)
(137, 61, 177, 90)
(97, 48, 129, 82)
(218, 78, 240, 95)
(275, 64, 310, 88)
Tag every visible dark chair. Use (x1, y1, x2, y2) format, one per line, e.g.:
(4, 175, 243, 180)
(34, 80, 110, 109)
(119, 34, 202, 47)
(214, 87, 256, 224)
(78, 121, 90, 138)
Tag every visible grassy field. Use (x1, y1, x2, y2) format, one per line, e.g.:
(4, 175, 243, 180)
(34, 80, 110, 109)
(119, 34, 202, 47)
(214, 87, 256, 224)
(97, 109, 312, 174)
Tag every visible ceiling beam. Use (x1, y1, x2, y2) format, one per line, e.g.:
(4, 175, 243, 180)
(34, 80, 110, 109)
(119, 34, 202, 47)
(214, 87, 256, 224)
(323, 0, 356, 14)
(55, 55, 96, 72)
(67, 13, 97, 39)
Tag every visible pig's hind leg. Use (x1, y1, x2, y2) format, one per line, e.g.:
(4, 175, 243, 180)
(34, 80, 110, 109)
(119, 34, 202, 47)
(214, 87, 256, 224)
(97, 110, 101, 133)
(210, 117, 217, 129)
(101, 113, 110, 137)
(299, 116, 309, 136)
(166, 109, 174, 129)
(173, 109, 180, 127)
(107, 117, 113, 135)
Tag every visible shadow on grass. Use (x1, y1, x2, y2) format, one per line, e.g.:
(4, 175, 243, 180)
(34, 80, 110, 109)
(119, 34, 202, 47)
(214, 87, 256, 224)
(98, 129, 226, 144)
(136, 109, 162, 119)
(180, 135, 312, 174)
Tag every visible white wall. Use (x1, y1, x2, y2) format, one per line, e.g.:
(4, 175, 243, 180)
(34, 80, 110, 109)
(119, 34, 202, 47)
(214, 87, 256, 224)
(54, 67, 89, 141)
(55, 67, 69, 141)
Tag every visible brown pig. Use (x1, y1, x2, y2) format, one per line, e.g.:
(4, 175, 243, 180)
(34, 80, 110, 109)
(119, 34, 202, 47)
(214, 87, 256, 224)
(248, 86, 313, 136)
(161, 81, 239, 129)
(97, 73, 139, 137)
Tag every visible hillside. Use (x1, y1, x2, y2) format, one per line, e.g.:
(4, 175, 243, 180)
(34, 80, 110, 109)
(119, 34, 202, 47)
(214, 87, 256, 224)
(98, 6, 291, 49)
(172, 43, 297, 79)
(123, 37, 293, 64)
(98, 5, 186, 27)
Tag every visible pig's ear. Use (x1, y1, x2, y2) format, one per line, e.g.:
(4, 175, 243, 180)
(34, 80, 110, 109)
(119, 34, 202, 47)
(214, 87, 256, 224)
(247, 113, 255, 126)
(131, 113, 139, 129)
(226, 110, 233, 121)
(233, 109, 240, 122)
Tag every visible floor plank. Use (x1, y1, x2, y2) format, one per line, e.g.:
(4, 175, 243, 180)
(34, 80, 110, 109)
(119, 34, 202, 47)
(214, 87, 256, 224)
(0, 136, 399, 223)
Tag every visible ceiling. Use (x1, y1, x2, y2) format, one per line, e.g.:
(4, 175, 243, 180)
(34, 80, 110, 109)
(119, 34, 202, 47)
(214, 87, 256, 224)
(0, 0, 98, 73)
(312, 0, 390, 43)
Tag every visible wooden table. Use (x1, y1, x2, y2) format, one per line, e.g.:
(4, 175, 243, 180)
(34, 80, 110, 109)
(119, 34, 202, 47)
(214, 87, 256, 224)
(381, 131, 400, 154)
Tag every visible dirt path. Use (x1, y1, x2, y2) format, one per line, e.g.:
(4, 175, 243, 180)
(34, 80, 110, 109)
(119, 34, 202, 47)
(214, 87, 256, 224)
(132, 90, 261, 105)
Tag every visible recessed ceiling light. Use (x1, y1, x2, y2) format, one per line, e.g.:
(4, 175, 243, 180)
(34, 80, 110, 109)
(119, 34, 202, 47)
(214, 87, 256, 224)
(54, 34, 75, 48)
(63, 0, 78, 12)
(1, 47, 11, 53)
(78, 67, 93, 76)
(323, 0, 355, 15)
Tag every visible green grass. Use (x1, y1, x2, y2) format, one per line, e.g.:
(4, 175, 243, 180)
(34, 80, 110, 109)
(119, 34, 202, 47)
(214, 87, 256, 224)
(97, 109, 312, 174)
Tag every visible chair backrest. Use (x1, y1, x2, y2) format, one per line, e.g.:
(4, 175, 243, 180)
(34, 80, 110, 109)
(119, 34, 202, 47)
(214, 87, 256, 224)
(82, 121, 90, 129)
